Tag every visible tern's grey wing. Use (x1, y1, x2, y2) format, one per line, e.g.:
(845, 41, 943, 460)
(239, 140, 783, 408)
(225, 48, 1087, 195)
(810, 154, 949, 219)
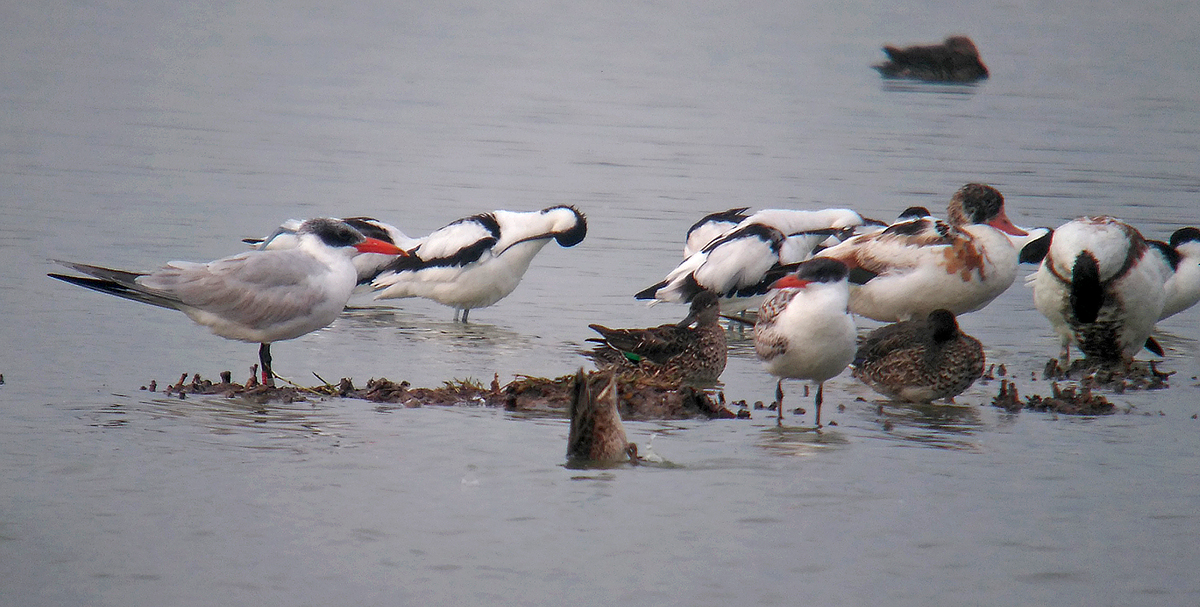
(138, 250, 343, 329)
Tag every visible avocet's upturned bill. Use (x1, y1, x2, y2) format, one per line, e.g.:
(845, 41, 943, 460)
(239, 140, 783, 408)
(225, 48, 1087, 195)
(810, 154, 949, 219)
(50, 218, 407, 386)
(371, 205, 587, 322)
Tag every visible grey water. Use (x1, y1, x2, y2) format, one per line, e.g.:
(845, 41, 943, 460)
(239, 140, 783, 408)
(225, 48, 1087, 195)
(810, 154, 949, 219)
(3, 0, 1200, 605)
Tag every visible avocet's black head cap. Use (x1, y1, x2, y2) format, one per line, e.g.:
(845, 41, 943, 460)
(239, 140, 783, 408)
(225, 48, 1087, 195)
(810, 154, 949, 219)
(546, 205, 587, 247)
(1170, 226, 1200, 248)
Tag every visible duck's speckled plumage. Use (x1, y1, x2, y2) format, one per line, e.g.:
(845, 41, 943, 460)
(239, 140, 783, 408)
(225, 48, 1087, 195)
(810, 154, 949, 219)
(587, 290, 727, 383)
(852, 309, 985, 402)
(566, 370, 636, 465)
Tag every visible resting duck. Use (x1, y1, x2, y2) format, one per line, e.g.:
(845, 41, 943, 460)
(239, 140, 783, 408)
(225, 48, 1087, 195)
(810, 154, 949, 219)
(873, 35, 989, 83)
(816, 183, 1027, 322)
(638, 208, 869, 313)
(754, 258, 857, 427)
(372, 205, 586, 322)
(566, 370, 637, 465)
(852, 309, 985, 402)
(587, 290, 726, 384)
(1031, 216, 1166, 365)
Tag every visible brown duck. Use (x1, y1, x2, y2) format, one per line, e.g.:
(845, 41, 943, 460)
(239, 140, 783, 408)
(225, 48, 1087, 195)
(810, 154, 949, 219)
(566, 370, 637, 465)
(873, 35, 989, 83)
(851, 309, 985, 402)
(586, 290, 726, 383)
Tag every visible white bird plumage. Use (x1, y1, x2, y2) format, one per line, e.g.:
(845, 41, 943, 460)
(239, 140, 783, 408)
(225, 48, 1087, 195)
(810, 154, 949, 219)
(1148, 227, 1200, 320)
(247, 216, 422, 286)
(50, 218, 407, 385)
(1031, 216, 1166, 365)
(816, 183, 1028, 322)
(639, 207, 870, 313)
(754, 257, 857, 427)
(371, 205, 587, 322)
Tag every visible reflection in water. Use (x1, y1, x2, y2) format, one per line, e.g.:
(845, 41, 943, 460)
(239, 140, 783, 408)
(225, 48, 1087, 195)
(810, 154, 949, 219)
(341, 305, 537, 355)
(79, 393, 354, 451)
(878, 81, 984, 96)
(757, 424, 850, 458)
(857, 398, 984, 451)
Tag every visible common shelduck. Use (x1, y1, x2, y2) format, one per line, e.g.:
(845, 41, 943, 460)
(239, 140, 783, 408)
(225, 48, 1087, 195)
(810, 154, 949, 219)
(1031, 216, 1167, 365)
(816, 183, 1027, 322)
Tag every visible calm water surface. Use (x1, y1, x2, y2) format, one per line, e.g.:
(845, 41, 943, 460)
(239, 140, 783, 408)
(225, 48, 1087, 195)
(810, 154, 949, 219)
(2, 0, 1199, 605)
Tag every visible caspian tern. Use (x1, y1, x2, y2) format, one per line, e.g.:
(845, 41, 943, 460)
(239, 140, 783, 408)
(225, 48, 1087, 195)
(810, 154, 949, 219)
(1031, 216, 1166, 365)
(49, 218, 407, 386)
(851, 309, 985, 403)
(371, 205, 587, 322)
(754, 257, 857, 427)
(246, 216, 422, 286)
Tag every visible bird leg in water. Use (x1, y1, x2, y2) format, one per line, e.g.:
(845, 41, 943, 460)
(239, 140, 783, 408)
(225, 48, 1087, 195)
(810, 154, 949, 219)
(259, 343, 274, 387)
(775, 379, 785, 424)
(814, 382, 824, 428)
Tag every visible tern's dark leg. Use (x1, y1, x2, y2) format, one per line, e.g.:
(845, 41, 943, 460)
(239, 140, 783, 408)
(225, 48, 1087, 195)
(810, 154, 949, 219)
(776, 379, 785, 425)
(814, 382, 824, 428)
(461, 308, 470, 323)
(259, 343, 274, 387)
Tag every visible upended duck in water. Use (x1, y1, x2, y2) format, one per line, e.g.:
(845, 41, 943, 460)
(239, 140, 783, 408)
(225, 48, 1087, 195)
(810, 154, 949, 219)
(566, 370, 637, 466)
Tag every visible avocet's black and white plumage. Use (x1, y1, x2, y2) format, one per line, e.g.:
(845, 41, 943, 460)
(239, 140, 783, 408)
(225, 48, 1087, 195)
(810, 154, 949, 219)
(683, 207, 750, 258)
(49, 218, 407, 385)
(1148, 227, 1200, 320)
(371, 205, 586, 322)
(851, 309, 985, 402)
(754, 257, 857, 427)
(246, 216, 422, 286)
(639, 208, 869, 313)
(1031, 216, 1167, 365)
